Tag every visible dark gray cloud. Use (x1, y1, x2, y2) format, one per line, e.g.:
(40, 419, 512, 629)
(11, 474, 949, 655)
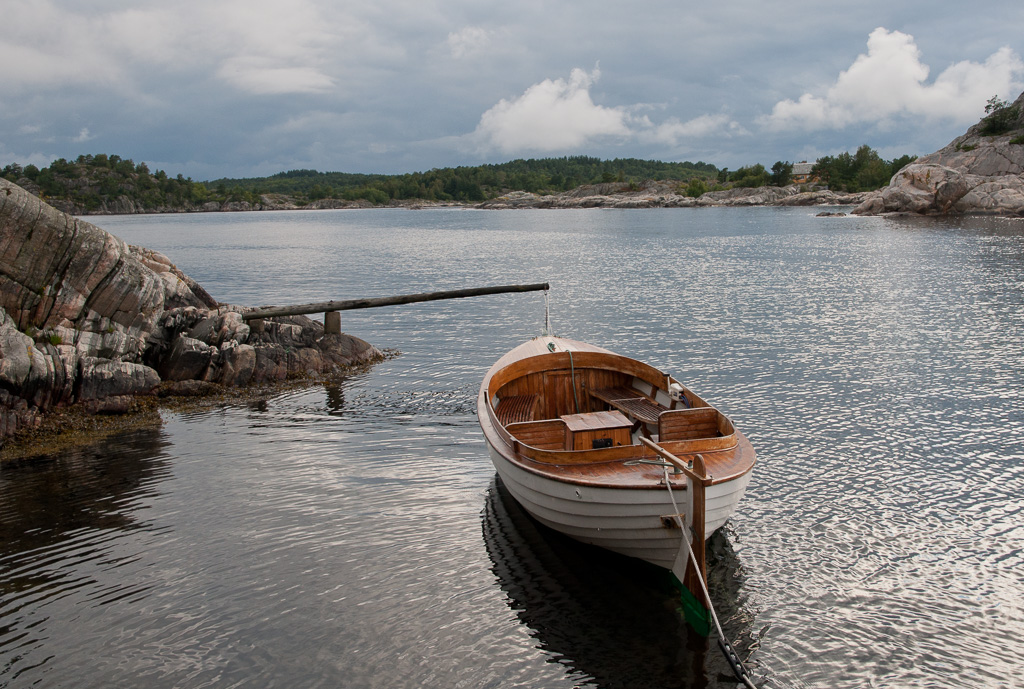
(2, 0, 1022, 179)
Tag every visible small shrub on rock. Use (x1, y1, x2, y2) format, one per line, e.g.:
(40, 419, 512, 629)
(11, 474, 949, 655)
(979, 96, 1021, 137)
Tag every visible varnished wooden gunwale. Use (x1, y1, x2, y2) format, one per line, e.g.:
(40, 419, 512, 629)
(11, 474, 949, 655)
(478, 336, 756, 490)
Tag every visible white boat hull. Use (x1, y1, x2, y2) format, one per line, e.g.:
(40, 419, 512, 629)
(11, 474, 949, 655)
(487, 443, 752, 570)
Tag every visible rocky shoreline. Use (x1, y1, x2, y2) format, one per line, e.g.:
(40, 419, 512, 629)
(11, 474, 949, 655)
(852, 91, 1024, 217)
(1, 178, 384, 449)
(475, 181, 869, 210)
(58, 182, 870, 215)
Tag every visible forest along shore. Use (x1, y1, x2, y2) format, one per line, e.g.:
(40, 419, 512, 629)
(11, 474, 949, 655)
(0, 151, 902, 215)
(9, 93, 1024, 217)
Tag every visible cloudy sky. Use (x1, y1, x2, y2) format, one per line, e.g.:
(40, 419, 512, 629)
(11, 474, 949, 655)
(2, 0, 1023, 181)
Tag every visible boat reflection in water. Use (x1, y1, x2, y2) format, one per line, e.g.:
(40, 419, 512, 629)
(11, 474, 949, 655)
(483, 477, 755, 688)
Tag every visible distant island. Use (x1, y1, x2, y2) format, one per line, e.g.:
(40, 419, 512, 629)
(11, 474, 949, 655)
(8, 89, 1023, 217)
(1, 150, 914, 216)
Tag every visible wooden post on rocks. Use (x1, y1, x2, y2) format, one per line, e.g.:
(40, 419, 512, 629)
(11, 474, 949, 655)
(324, 311, 341, 335)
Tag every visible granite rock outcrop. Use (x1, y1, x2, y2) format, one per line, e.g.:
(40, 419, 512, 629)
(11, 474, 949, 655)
(854, 91, 1024, 216)
(477, 180, 867, 210)
(1, 178, 383, 440)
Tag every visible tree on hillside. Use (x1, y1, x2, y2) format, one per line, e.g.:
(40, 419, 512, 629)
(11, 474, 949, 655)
(685, 177, 708, 197)
(889, 154, 916, 174)
(811, 145, 916, 192)
(979, 94, 1020, 136)
(730, 164, 770, 188)
(770, 161, 793, 187)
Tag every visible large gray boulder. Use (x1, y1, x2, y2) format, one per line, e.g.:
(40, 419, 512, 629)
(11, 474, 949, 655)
(852, 164, 971, 215)
(854, 91, 1024, 216)
(954, 175, 1024, 215)
(77, 357, 161, 413)
(1, 178, 384, 440)
(1, 178, 212, 359)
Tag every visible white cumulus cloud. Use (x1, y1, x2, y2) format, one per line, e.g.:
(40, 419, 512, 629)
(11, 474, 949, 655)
(761, 27, 1024, 131)
(473, 67, 631, 153)
(0, 0, 364, 97)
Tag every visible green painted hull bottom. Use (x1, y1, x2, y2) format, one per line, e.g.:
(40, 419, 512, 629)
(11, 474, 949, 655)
(671, 572, 711, 637)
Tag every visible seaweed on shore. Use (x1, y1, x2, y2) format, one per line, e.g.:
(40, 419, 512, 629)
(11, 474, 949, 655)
(0, 349, 398, 464)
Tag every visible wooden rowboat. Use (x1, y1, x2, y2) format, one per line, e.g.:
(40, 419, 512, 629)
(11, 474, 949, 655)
(477, 336, 755, 634)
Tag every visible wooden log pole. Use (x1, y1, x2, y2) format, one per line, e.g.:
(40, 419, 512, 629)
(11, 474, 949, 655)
(241, 283, 550, 321)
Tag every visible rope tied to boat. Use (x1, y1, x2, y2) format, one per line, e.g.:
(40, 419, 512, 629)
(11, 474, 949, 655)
(568, 348, 580, 414)
(543, 288, 551, 336)
(662, 464, 759, 689)
(545, 336, 580, 414)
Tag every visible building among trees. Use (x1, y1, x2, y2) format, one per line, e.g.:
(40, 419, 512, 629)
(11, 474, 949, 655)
(791, 162, 815, 184)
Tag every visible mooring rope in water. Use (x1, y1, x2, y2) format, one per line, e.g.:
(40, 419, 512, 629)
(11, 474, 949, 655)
(662, 465, 759, 689)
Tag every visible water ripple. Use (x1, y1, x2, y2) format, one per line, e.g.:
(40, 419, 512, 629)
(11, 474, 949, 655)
(3, 209, 1023, 688)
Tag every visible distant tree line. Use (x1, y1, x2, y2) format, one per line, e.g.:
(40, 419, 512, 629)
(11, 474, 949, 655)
(810, 145, 916, 192)
(209, 156, 721, 204)
(714, 146, 915, 193)
(0, 154, 256, 212)
(1, 148, 917, 213)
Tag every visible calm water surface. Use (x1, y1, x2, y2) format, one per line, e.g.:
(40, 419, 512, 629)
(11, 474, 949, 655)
(2, 208, 1022, 688)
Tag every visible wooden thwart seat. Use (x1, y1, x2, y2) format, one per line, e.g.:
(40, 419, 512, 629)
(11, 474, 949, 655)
(506, 419, 567, 450)
(658, 407, 721, 441)
(590, 386, 665, 425)
(495, 394, 540, 426)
